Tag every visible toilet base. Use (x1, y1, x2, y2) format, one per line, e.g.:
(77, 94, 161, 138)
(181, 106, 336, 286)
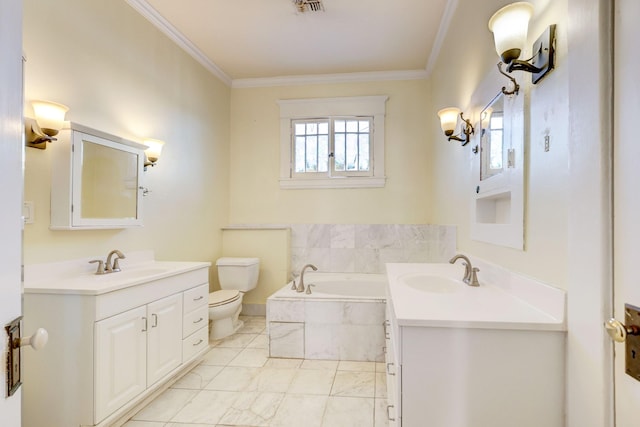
(209, 303, 244, 341)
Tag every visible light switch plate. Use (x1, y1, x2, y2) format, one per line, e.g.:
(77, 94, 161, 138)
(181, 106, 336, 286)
(23, 201, 34, 224)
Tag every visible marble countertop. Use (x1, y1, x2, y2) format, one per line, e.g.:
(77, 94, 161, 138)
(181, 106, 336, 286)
(24, 251, 210, 296)
(386, 262, 566, 331)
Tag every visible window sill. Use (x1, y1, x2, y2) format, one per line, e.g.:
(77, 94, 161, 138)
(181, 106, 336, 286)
(279, 177, 386, 189)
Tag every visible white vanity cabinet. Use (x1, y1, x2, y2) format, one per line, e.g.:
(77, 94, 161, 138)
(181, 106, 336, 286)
(23, 261, 210, 427)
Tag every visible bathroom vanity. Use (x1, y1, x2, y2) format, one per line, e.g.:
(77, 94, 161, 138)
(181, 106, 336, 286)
(22, 255, 210, 427)
(384, 262, 566, 427)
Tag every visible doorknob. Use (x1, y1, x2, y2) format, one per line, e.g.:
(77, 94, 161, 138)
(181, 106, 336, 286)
(605, 304, 640, 381)
(17, 328, 49, 351)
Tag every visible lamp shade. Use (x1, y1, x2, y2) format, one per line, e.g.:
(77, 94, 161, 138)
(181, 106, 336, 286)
(143, 139, 165, 162)
(31, 100, 69, 135)
(437, 107, 461, 135)
(488, 2, 534, 63)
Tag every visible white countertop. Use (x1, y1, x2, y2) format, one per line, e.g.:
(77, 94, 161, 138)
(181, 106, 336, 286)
(24, 253, 210, 296)
(386, 262, 566, 331)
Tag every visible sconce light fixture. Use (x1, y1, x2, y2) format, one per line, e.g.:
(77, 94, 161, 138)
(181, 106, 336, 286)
(437, 107, 475, 146)
(143, 138, 165, 170)
(488, 2, 556, 93)
(25, 100, 69, 149)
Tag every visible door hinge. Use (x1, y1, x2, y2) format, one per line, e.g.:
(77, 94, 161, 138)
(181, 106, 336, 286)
(507, 149, 516, 168)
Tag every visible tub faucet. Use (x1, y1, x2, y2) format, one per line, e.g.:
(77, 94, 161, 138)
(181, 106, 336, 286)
(449, 254, 480, 287)
(105, 249, 126, 273)
(298, 264, 318, 293)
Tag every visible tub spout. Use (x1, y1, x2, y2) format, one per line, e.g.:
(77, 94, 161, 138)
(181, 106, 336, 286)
(298, 264, 318, 293)
(448, 254, 479, 286)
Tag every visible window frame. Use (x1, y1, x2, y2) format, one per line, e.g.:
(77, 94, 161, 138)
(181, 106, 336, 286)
(278, 96, 388, 189)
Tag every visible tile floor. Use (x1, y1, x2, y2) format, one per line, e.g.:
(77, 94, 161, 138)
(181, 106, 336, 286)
(124, 316, 389, 427)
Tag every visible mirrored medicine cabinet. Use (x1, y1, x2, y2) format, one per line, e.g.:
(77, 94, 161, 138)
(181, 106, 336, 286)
(470, 74, 525, 250)
(50, 123, 146, 229)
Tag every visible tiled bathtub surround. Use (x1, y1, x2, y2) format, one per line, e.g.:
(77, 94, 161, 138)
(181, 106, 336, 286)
(268, 274, 387, 362)
(290, 224, 456, 274)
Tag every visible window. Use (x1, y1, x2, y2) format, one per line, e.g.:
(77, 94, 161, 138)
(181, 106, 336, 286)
(278, 96, 388, 189)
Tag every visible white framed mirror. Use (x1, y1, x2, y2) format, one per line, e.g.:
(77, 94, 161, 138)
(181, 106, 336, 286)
(50, 123, 146, 229)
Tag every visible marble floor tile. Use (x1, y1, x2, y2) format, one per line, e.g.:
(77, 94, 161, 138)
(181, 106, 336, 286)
(288, 368, 336, 395)
(264, 358, 303, 369)
(252, 367, 298, 392)
(171, 364, 224, 390)
(322, 396, 375, 427)
(247, 334, 269, 349)
(218, 391, 284, 426)
(201, 346, 243, 366)
(238, 319, 266, 334)
(122, 421, 165, 427)
(375, 372, 387, 399)
(170, 390, 239, 424)
(374, 398, 390, 427)
(300, 359, 338, 371)
(330, 371, 376, 398)
(132, 388, 199, 422)
(338, 361, 377, 372)
(215, 333, 259, 348)
(228, 347, 269, 367)
(204, 366, 260, 392)
(270, 394, 328, 427)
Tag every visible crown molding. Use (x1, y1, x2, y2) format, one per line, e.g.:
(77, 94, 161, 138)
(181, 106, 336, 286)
(425, 0, 459, 77)
(125, 0, 232, 86)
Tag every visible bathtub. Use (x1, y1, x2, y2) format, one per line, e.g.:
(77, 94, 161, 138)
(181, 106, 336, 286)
(267, 272, 387, 361)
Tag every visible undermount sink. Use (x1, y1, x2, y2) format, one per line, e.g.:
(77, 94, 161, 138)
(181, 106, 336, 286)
(400, 274, 462, 293)
(94, 267, 169, 279)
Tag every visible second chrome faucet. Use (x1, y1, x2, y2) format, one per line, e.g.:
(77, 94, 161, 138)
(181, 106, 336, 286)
(449, 254, 480, 286)
(297, 263, 318, 293)
(89, 249, 126, 275)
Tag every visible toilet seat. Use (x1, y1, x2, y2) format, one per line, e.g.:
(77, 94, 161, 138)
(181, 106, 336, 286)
(209, 290, 241, 307)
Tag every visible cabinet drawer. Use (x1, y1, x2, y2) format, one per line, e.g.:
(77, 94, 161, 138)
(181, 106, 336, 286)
(183, 327, 209, 362)
(183, 305, 209, 338)
(183, 284, 209, 313)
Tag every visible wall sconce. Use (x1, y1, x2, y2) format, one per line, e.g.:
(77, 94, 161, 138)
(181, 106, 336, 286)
(25, 100, 69, 149)
(488, 2, 556, 93)
(437, 107, 475, 146)
(143, 138, 164, 170)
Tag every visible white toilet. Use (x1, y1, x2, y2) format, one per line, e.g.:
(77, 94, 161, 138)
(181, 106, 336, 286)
(209, 257, 260, 341)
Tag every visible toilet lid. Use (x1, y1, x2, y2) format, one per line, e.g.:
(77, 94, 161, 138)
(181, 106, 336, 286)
(209, 290, 241, 307)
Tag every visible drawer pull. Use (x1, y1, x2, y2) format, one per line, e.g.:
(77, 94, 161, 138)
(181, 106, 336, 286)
(387, 405, 396, 421)
(141, 317, 148, 332)
(386, 362, 396, 376)
(193, 296, 204, 301)
(193, 339, 204, 346)
(193, 317, 204, 324)
(151, 313, 158, 328)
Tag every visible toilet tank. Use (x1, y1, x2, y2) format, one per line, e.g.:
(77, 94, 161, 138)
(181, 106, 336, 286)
(216, 257, 260, 292)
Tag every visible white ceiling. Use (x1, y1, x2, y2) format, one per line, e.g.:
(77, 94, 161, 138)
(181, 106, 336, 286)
(127, 0, 454, 87)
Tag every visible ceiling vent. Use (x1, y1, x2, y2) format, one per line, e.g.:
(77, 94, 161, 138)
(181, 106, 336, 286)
(293, 0, 324, 13)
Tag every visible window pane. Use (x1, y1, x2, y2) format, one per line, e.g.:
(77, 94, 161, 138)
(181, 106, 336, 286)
(335, 120, 345, 133)
(359, 134, 370, 170)
(334, 133, 345, 171)
(319, 122, 329, 134)
(318, 135, 329, 172)
(346, 120, 358, 133)
(295, 137, 306, 172)
(306, 122, 317, 134)
(306, 136, 318, 171)
(295, 123, 306, 136)
(359, 120, 370, 132)
(346, 134, 358, 170)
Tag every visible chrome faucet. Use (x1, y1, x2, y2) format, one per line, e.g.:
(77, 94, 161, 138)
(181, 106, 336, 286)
(105, 249, 126, 272)
(449, 254, 480, 286)
(297, 264, 318, 293)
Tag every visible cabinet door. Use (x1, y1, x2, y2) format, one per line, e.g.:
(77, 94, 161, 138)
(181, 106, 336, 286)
(94, 306, 147, 424)
(147, 294, 183, 385)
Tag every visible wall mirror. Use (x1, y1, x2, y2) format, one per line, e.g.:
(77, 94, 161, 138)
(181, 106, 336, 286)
(50, 123, 146, 229)
(480, 92, 504, 181)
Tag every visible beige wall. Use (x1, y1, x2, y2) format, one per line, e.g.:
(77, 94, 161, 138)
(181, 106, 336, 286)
(429, 0, 569, 289)
(229, 80, 432, 224)
(22, 0, 230, 286)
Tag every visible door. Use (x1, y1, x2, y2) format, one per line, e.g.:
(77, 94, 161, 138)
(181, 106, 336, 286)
(612, 0, 640, 424)
(94, 306, 147, 424)
(146, 294, 183, 385)
(0, 0, 24, 426)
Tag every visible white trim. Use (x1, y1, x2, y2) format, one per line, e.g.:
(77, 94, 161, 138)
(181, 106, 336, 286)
(278, 96, 388, 190)
(425, 0, 459, 77)
(125, 0, 232, 86)
(233, 70, 428, 88)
